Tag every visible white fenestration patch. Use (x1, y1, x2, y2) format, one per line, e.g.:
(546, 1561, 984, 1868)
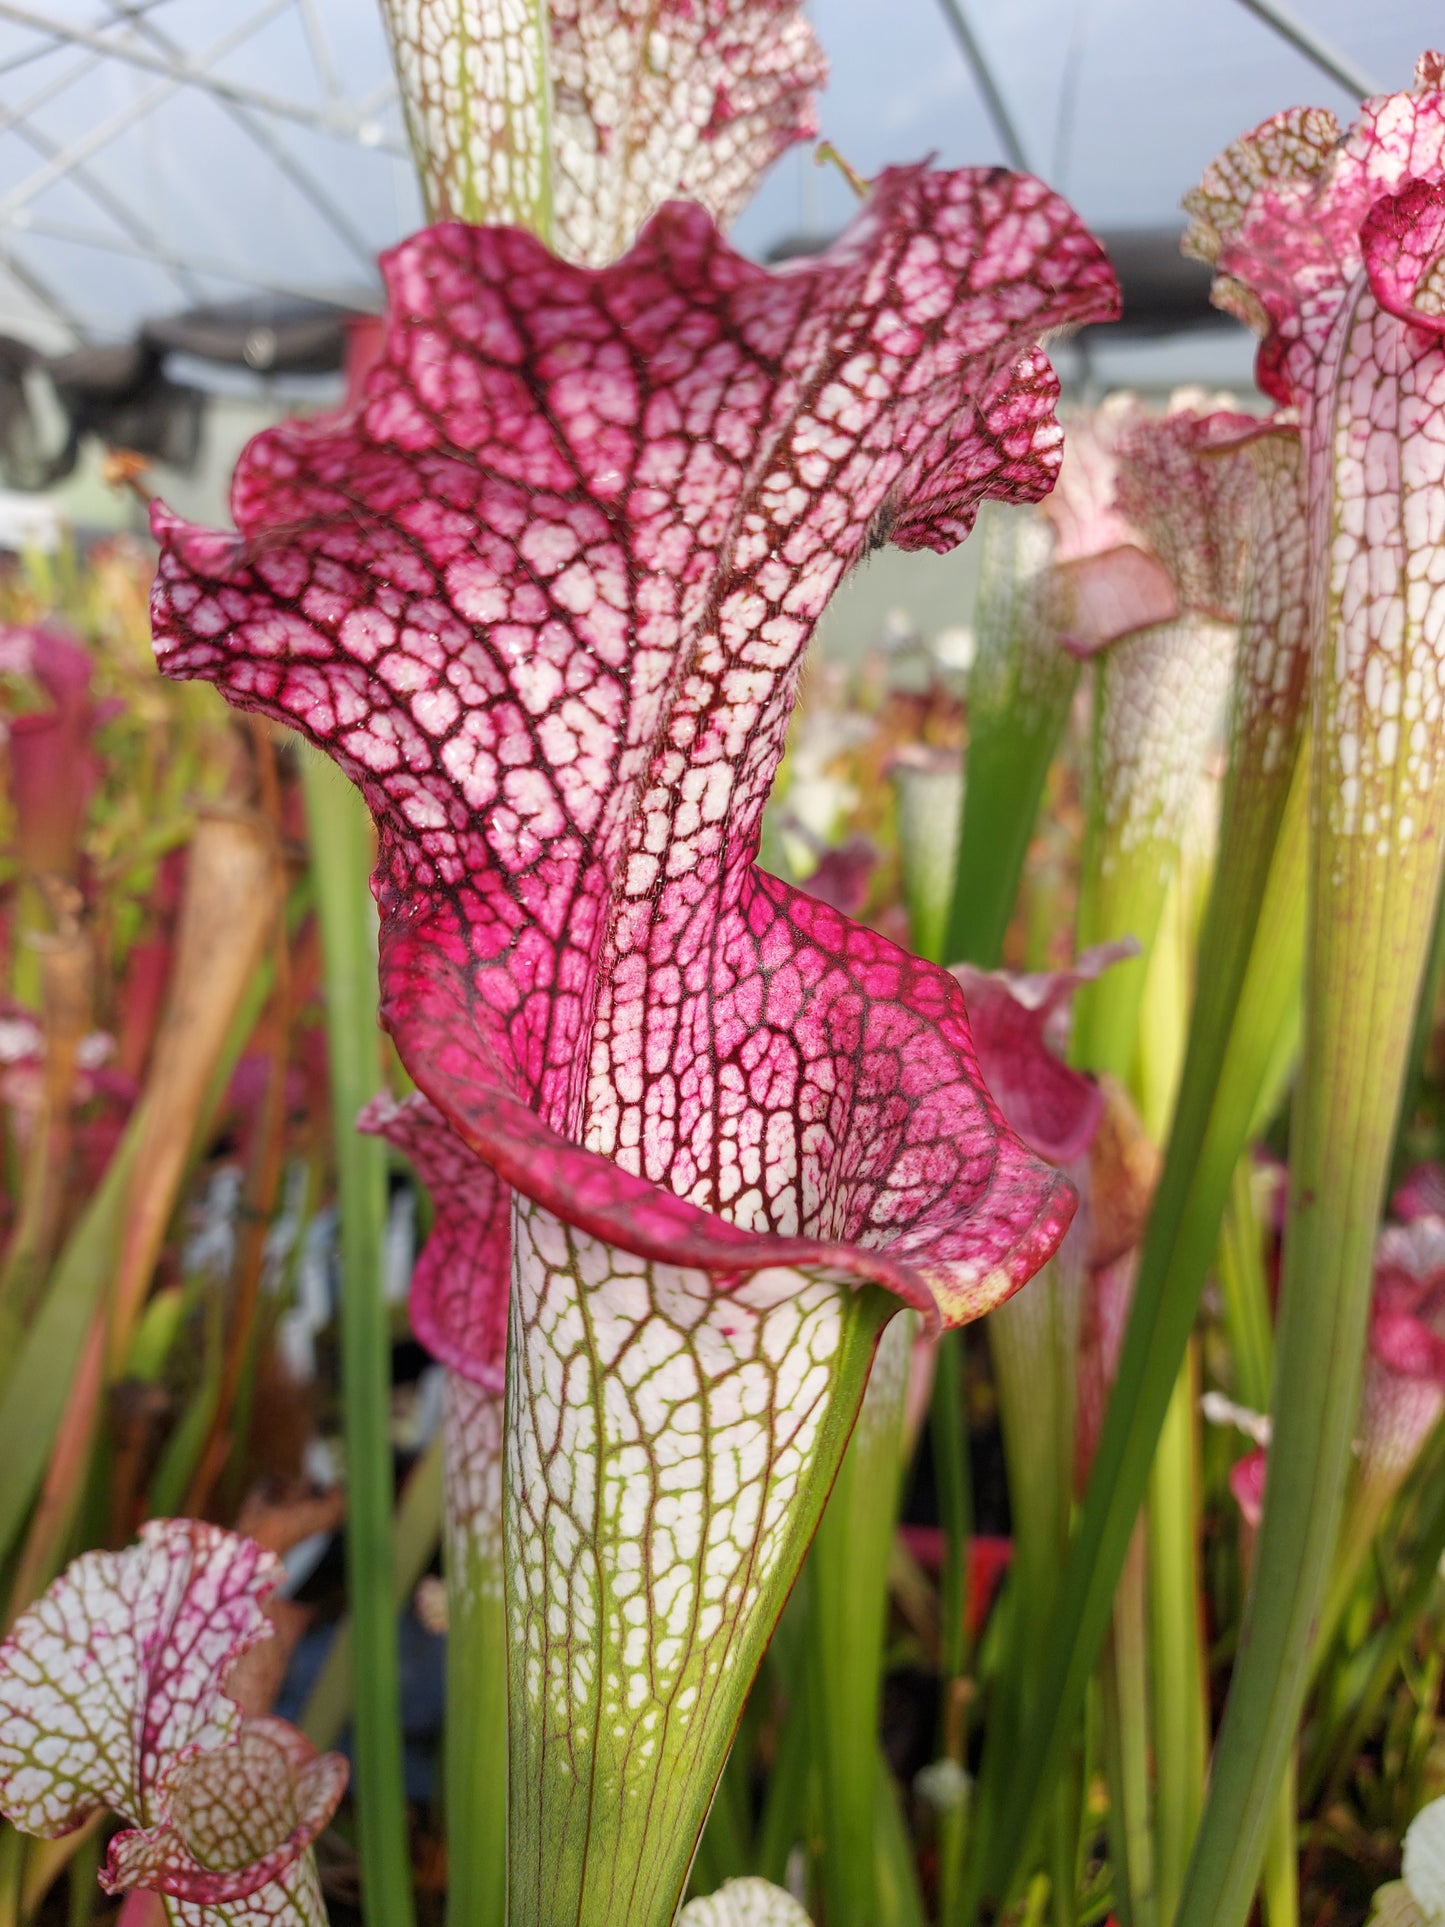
(0, 1523, 271, 1839)
(1402, 1794, 1445, 1921)
(968, 509, 1069, 727)
(853, 1307, 914, 1453)
(162, 1859, 332, 1927)
(1234, 430, 1309, 781)
(382, 0, 822, 265)
(381, 0, 550, 228)
(443, 1372, 505, 1603)
(679, 1876, 815, 1924)
(1319, 284, 1445, 855)
(1096, 617, 1237, 877)
(506, 1197, 846, 1775)
(1402, 1788, 1445, 1911)
(548, 0, 822, 267)
(0, 1526, 339, 1927)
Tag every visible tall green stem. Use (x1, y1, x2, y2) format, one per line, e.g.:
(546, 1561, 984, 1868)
(690, 1731, 754, 1892)
(0, 1826, 20, 1927)
(1097, 1528, 1154, 1927)
(1071, 617, 1236, 1082)
(1136, 872, 1206, 1923)
(1216, 1161, 1276, 1422)
(989, 1265, 1077, 1674)
(876, 1753, 929, 1927)
(1145, 1356, 1205, 1921)
(757, 1659, 814, 1888)
(932, 1332, 971, 1695)
(945, 509, 1077, 968)
(973, 764, 1307, 1913)
(301, 753, 416, 1927)
(1067, 617, 1217, 1924)
(1392, 857, 1445, 1177)
(896, 763, 963, 969)
(988, 1261, 1081, 1925)
(442, 1376, 508, 1927)
(809, 1315, 916, 1927)
(299, 1431, 445, 1750)
(1173, 755, 1444, 1925)
(1216, 1161, 1297, 1927)
(1173, 297, 1445, 1927)
(962, 516, 1310, 1918)
(933, 1327, 974, 1927)
(1306, 1454, 1445, 1812)
(1258, 1755, 1299, 1927)
(448, 1559, 508, 1919)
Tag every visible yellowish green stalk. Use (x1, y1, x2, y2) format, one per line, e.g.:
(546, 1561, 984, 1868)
(962, 656, 1310, 1924)
(1216, 1161, 1276, 1426)
(1259, 1755, 1298, 1927)
(0, 1826, 20, 1927)
(875, 1755, 928, 1927)
(1215, 1158, 1296, 1927)
(301, 754, 416, 1927)
(895, 761, 962, 967)
(1306, 1451, 1445, 1812)
(1145, 1357, 1205, 1922)
(1175, 389, 1445, 1927)
(1393, 863, 1445, 1172)
(16, 1813, 101, 1921)
(809, 1314, 915, 1927)
(757, 1670, 813, 1889)
(946, 508, 1077, 968)
(439, 1377, 506, 1927)
(1097, 1526, 1154, 1927)
(300, 1431, 445, 1751)
(989, 1266, 1077, 1658)
(65, 1831, 99, 1927)
(1019, 1873, 1052, 1927)
(448, 1544, 508, 1926)
(690, 1738, 754, 1892)
(932, 1332, 972, 1693)
(1068, 668, 1197, 1927)
(987, 1260, 1082, 1927)
(1174, 954, 1407, 1923)
(933, 1328, 974, 1927)
(1136, 865, 1208, 1923)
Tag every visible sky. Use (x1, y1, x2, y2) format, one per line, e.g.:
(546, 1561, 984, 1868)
(736, 0, 1431, 252)
(0, 0, 1434, 355)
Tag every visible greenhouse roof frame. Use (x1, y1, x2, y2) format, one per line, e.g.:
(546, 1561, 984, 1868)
(0, 0, 1422, 361)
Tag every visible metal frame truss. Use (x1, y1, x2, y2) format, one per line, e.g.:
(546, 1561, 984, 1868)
(0, 0, 405, 344)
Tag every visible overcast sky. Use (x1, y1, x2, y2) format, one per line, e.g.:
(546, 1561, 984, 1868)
(0, 0, 1435, 350)
(736, 0, 1433, 254)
